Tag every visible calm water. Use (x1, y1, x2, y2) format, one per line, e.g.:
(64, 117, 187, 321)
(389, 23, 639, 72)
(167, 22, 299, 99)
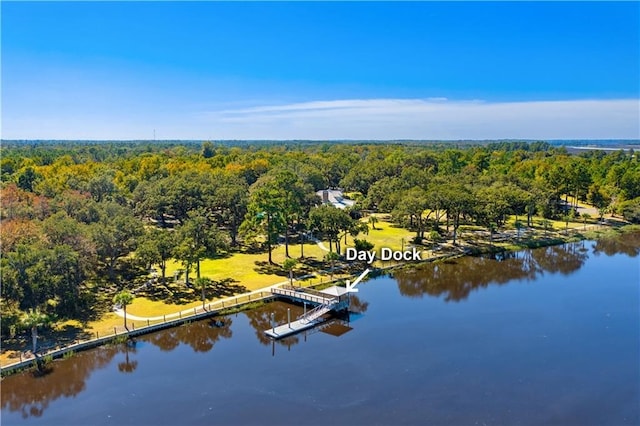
(2, 234, 639, 425)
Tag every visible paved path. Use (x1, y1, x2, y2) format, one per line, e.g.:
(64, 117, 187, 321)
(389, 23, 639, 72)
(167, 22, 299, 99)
(308, 235, 330, 252)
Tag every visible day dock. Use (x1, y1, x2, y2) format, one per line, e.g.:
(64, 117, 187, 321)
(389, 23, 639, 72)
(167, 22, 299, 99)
(265, 285, 350, 339)
(271, 286, 342, 306)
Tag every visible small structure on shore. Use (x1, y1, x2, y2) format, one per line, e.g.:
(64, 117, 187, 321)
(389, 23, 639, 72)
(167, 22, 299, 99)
(316, 189, 355, 209)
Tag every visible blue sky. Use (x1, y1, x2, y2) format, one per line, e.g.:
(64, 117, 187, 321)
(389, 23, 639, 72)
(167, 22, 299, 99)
(2, 2, 639, 140)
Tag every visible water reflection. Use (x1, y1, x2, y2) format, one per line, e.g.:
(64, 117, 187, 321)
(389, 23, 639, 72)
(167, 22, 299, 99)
(1, 317, 233, 419)
(117, 340, 138, 373)
(244, 296, 369, 351)
(530, 243, 588, 275)
(593, 231, 640, 257)
(1, 346, 121, 418)
(143, 317, 232, 353)
(394, 242, 589, 301)
(244, 302, 302, 347)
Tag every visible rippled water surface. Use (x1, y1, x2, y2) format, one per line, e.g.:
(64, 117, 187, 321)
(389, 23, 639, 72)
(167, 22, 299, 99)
(2, 234, 639, 425)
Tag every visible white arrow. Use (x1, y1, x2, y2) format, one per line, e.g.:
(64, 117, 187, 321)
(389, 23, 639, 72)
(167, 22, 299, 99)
(345, 268, 371, 293)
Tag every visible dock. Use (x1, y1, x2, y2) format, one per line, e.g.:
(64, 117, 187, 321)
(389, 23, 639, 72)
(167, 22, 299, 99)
(265, 285, 350, 339)
(271, 286, 338, 305)
(264, 269, 371, 339)
(264, 316, 327, 338)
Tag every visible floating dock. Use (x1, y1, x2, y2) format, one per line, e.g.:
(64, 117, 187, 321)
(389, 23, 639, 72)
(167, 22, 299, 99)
(264, 316, 326, 338)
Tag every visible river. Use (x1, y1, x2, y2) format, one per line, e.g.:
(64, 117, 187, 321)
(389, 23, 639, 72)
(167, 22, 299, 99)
(2, 234, 639, 425)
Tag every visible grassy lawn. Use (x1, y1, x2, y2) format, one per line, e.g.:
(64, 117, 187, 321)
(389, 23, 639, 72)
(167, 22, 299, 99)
(163, 241, 329, 291)
(564, 195, 592, 209)
(502, 214, 594, 231)
(354, 219, 416, 251)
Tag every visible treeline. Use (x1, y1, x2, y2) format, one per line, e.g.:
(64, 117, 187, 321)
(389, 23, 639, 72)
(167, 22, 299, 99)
(1, 141, 639, 335)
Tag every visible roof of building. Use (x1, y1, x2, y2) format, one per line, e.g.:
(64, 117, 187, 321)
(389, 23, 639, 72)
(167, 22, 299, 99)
(316, 189, 355, 209)
(320, 285, 350, 297)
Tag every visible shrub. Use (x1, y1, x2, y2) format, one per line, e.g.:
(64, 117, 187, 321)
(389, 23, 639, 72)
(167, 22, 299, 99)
(353, 239, 374, 251)
(621, 198, 640, 224)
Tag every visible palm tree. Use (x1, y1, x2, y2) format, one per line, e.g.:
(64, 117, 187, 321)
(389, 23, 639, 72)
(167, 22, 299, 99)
(113, 290, 134, 331)
(563, 214, 571, 235)
(515, 219, 524, 239)
(195, 277, 213, 310)
(22, 309, 50, 355)
(368, 215, 378, 230)
(324, 251, 340, 281)
(282, 258, 298, 286)
(582, 213, 591, 230)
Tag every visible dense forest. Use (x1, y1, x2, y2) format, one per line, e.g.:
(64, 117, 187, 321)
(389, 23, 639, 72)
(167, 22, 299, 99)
(1, 140, 639, 336)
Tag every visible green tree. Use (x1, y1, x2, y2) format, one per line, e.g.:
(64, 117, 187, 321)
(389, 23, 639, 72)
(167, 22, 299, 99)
(309, 205, 353, 254)
(425, 183, 448, 231)
(174, 209, 229, 283)
(515, 219, 524, 239)
(441, 184, 473, 246)
(131, 179, 171, 226)
(620, 198, 640, 223)
(206, 172, 248, 246)
(22, 309, 50, 355)
(17, 167, 39, 192)
(195, 277, 213, 310)
(85, 170, 117, 202)
(368, 215, 378, 230)
(282, 258, 298, 286)
(136, 228, 175, 283)
(113, 290, 134, 331)
(241, 180, 286, 264)
(475, 184, 512, 235)
(275, 171, 307, 258)
(201, 141, 215, 158)
(566, 158, 591, 208)
(324, 251, 340, 281)
(90, 202, 143, 283)
(393, 187, 428, 242)
(353, 238, 374, 252)
(587, 184, 611, 221)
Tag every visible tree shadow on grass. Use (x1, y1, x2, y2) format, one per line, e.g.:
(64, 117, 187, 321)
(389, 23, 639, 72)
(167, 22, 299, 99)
(237, 242, 270, 255)
(253, 261, 288, 276)
(204, 251, 233, 261)
(298, 256, 323, 269)
(138, 281, 199, 305)
(137, 277, 248, 305)
(208, 278, 248, 298)
(1, 324, 92, 360)
(252, 258, 321, 278)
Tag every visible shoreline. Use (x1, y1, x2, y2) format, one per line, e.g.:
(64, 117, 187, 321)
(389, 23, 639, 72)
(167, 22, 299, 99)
(2, 223, 638, 377)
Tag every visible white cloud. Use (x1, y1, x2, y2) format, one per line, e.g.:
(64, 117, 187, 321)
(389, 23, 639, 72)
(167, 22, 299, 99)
(198, 98, 639, 140)
(2, 97, 638, 140)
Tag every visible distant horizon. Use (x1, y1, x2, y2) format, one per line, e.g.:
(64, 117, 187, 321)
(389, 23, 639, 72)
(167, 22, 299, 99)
(3, 138, 639, 144)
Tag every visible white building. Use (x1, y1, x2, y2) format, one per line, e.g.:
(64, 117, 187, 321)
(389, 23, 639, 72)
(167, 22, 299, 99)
(316, 189, 355, 209)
